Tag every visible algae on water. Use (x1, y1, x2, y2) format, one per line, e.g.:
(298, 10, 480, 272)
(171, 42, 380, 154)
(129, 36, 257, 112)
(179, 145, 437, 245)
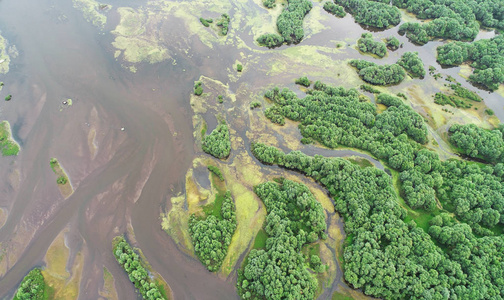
(72, 0, 111, 30)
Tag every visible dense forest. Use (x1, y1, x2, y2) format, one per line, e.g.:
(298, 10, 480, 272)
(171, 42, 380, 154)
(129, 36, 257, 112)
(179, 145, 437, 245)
(113, 236, 166, 300)
(335, 0, 401, 29)
(202, 122, 231, 159)
(357, 33, 387, 58)
(238, 178, 326, 300)
(257, 0, 312, 48)
(189, 190, 237, 272)
(263, 80, 504, 232)
(437, 35, 504, 90)
(349, 59, 406, 85)
(251, 142, 504, 299)
(14, 268, 46, 300)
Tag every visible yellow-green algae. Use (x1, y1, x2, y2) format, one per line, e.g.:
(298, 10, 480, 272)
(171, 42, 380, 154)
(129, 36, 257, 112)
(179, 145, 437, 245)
(72, 0, 111, 30)
(112, 7, 170, 65)
(42, 230, 83, 300)
(99, 267, 118, 300)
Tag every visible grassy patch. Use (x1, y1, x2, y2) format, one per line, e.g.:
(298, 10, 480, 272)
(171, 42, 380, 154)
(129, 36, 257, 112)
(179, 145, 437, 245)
(332, 291, 354, 300)
(252, 228, 267, 249)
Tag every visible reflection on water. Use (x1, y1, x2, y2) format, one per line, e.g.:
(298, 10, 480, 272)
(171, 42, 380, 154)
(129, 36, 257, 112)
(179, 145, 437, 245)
(0, 0, 501, 299)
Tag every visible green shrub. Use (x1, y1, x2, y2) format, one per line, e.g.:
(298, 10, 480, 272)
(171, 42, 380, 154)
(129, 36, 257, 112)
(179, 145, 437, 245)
(386, 36, 400, 50)
(194, 81, 203, 96)
(208, 165, 224, 181)
(199, 17, 213, 27)
(250, 101, 261, 109)
(295, 76, 310, 87)
(397, 51, 425, 78)
(216, 14, 230, 35)
(5, 94, 12, 101)
(237, 64, 243, 72)
(485, 109, 495, 116)
(263, 0, 276, 8)
(357, 33, 387, 58)
(57, 176, 67, 185)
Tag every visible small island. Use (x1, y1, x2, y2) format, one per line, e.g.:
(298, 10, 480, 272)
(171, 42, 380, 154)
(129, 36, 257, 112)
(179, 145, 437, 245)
(49, 158, 73, 198)
(0, 120, 20, 156)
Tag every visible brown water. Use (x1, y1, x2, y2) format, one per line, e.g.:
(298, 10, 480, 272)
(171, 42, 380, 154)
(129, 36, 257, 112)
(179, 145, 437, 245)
(0, 0, 502, 299)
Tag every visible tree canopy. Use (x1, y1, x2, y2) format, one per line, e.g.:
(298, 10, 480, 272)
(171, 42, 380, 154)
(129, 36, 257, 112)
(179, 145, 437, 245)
(202, 122, 231, 159)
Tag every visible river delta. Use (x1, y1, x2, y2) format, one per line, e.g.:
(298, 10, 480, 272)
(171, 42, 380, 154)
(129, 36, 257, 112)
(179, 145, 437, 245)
(1, 0, 504, 299)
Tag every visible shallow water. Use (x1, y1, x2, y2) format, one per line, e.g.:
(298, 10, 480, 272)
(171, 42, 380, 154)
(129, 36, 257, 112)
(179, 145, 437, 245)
(0, 0, 502, 299)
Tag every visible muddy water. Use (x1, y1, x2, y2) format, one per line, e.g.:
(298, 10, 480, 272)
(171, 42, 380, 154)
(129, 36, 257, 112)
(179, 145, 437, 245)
(0, 0, 502, 299)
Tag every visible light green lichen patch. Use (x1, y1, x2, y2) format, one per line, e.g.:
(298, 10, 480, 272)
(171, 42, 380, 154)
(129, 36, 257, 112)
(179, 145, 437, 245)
(72, 0, 111, 30)
(0, 34, 11, 74)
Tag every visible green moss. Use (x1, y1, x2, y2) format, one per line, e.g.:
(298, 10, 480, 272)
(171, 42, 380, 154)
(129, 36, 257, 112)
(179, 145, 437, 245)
(252, 228, 267, 249)
(331, 291, 354, 300)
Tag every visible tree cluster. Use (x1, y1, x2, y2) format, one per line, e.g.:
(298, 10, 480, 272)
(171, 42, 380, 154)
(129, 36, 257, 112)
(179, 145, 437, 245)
(202, 122, 231, 159)
(357, 33, 387, 58)
(437, 35, 504, 90)
(216, 14, 230, 35)
(397, 51, 425, 78)
(238, 178, 326, 300)
(323, 1, 346, 18)
(350, 59, 406, 85)
(113, 237, 165, 300)
(257, 0, 313, 48)
(189, 191, 236, 271)
(335, 0, 401, 29)
(14, 268, 45, 300)
(295, 76, 311, 87)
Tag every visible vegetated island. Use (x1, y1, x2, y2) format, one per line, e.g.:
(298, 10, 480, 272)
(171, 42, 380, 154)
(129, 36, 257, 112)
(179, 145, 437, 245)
(112, 236, 171, 300)
(0, 120, 20, 156)
(49, 158, 73, 198)
(253, 78, 504, 298)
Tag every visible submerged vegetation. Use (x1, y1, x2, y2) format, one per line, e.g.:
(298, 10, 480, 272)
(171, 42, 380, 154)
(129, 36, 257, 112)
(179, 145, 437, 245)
(14, 268, 46, 300)
(202, 122, 231, 159)
(238, 178, 326, 300)
(0, 121, 20, 156)
(357, 33, 387, 58)
(189, 191, 237, 272)
(113, 236, 166, 300)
